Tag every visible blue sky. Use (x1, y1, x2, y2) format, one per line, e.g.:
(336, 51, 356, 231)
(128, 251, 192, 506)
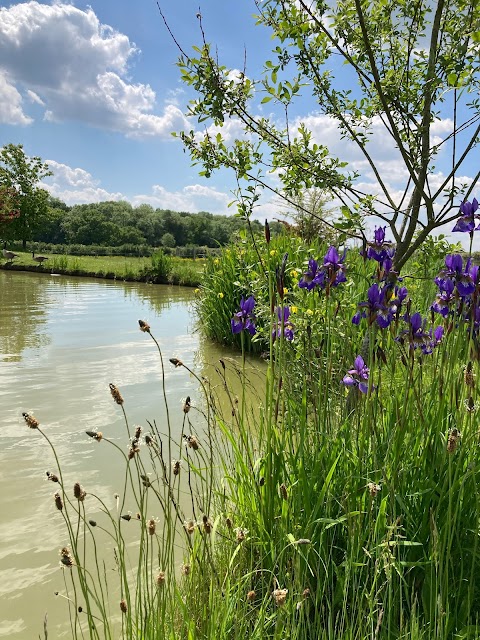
(0, 0, 477, 246)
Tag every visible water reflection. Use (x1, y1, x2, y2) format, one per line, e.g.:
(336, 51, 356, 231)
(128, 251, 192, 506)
(0, 272, 199, 638)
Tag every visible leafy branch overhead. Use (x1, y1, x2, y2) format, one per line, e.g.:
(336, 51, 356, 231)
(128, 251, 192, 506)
(170, 0, 480, 269)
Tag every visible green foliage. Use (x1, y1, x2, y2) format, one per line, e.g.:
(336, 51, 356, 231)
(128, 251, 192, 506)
(174, 0, 480, 269)
(0, 143, 52, 244)
(143, 249, 173, 283)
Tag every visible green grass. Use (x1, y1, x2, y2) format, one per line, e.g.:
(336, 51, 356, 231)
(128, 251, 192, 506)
(1, 251, 204, 286)
(21, 231, 480, 639)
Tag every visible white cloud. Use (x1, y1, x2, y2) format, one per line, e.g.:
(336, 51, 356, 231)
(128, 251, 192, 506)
(0, 71, 32, 125)
(42, 159, 232, 213)
(0, 2, 189, 138)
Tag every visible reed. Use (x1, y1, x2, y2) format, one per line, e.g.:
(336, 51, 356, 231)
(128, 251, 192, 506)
(24, 225, 480, 639)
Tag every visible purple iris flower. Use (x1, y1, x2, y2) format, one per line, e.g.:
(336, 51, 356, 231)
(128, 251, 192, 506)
(273, 306, 294, 341)
(443, 254, 475, 298)
(397, 313, 444, 354)
(323, 246, 347, 288)
(231, 296, 256, 336)
(298, 258, 324, 291)
(431, 278, 455, 317)
(366, 227, 394, 263)
(352, 283, 393, 328)
(342, 355, 370, 394)
(452, 198, 479, 233)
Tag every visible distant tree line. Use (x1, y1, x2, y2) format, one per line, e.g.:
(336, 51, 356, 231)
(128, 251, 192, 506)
(34, 198, 277, 248)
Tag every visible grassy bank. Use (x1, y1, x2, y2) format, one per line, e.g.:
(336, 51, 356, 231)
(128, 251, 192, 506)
(20, 220, 480, 639)
(1, 250, 203, 286)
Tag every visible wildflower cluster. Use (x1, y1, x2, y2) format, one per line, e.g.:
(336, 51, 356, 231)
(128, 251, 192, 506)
(431, 253, 480, 332)
(298, 246, 346, 293)
(342, 356, 370, 394)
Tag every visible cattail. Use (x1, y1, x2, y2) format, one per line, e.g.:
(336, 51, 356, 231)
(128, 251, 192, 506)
(147, 518, 156, 536)
(202, 515, 212, 534)
(183, 396, 191, 414)
(134, 425, 142, 439)
(169, 358, 183, 368)
(86, 430, 103, 441)
(184, 520, 195, 535)
(185, 434, 199, 450)
(119, 599, 127, 614)
(22, 412, 39, 429)
(181, 564, 191, 577)
(172, 460, 181, 476)
(447, 428, 461, 453)
(60, 547, 74, 568)
(273, 588, 288, 607)
(138, 319, 150, 333)
(109, 383, 124, 405)
(46, 471, 59, 483)
(54, 492, 63, 511)
(279, 483, 288, 500)
(73, 483, 86, 502)
(156, 571, 165, 587)
(465, 362, 475, 388)
(367, 482, 381, 497)
(247, 590, 256, 602)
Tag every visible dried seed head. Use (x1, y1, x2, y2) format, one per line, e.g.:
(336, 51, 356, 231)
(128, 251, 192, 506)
(172, 460, 181, 476)
(259, 477, 265, 487)
(273, 588, 288, 607)
(86, 430, 103, 441)
(367, 482, 381, 497)
(235, 527, 247, 543)
(54, 492, 63, 511)
(73, 483, 86, 501)
(59, 547, 74, 568)
(128, 443, 140, 460)
(145, 434, 154, 446)
(302, 588, 310, 599)
(46, 471, 59, 483)
(141, 474, 151, 488)
(134, 425, 142, 439)
(464, 362, 475, 388)
(247, 590, 256, 602)
(279, 483, 288, 500)
(447, 428, 461, 453)
(121, 514, 132, 522)
(466, 396, 476, 413)
(185, 434, 199, 450)
(109, 383, 124, 405)
(78, 606, 83, 613)
(136, 512, 141, 520)
(89, 520, 97, 527)
(225, 517, 233, 529)
(169, 358, 183, 368)
(202, 515, 212, 534)
(181, 564, 191, 577)
(23, 412, 39, 429)
(119, 599, 127, 614)
(184, 520, 196, 535)
(138, 319, 151, 333)
(156, 571, 165, 587)
(147, 518, 156, 536)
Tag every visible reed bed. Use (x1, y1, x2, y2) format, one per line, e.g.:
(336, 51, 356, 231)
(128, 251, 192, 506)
(23, 219, 480, 639)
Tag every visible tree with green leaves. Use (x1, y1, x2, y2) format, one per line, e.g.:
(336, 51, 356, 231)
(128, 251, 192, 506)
(170, 0, 480, 270)
(0, 143, 52, 247)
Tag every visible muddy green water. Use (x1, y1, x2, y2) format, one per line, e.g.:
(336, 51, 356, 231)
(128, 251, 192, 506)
(0, 271, 262, 639)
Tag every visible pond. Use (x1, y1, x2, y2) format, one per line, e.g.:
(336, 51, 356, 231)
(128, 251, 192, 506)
(0, 271, 263, 639)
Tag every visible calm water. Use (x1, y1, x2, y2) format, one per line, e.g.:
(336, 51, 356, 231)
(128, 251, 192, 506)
(0, 271, 259, 638)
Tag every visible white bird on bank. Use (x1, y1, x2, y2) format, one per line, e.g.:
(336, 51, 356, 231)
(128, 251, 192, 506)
(32, 251, 48, 265)
(2, 243, 19, 262)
